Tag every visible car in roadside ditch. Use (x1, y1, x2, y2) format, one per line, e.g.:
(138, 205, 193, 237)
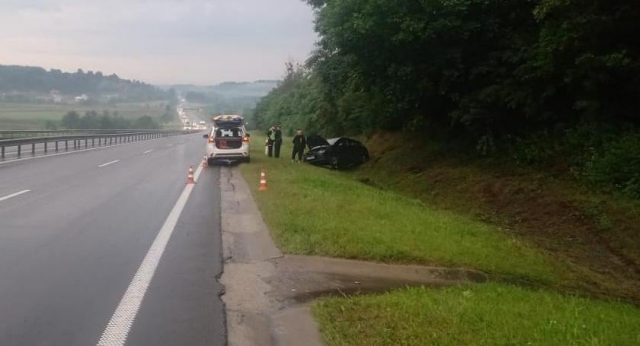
(304, 136, 369, 169)
(204, 115, 250, 165)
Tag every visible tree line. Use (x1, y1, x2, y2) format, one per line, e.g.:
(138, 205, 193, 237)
(0, 65, 172, 101)
(254, 0, 640, 197)
(57, 111, 161, 130)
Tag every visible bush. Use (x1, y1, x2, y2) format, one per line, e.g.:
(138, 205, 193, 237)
(584, 133, 640, 198)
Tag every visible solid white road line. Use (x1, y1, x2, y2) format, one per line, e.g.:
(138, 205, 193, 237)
(143, 150, 154, 154)
(0, 190, 31, 203)
(98, 160, 121, 168)
(96, 165, 203, 346)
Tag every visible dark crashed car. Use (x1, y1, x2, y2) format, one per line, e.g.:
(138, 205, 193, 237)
(304, 136, 370, 169)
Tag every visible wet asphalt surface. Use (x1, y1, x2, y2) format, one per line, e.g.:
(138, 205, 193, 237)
(0, 133, 225, 345)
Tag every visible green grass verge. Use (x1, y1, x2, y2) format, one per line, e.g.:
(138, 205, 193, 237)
(0, 101, 169, 129)
(313, 283, 640, 346)
(240, 135, 566, 283)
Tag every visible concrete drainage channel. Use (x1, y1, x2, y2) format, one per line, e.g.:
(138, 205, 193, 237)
(219, 167, 488, 346)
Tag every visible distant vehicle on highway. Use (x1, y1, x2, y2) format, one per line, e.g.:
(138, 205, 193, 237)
(204, 115, 250, 164)
(304, 136, 369, 169)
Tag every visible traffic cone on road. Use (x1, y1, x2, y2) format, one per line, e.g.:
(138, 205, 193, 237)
(202, 155, 208, 168)
(187, 165, 195, 184)
(258, 170, 268, 191)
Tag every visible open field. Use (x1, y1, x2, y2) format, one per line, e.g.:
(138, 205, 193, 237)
(313, 283, 640, 346)
(240, 135, 565, 284)
(0, 101, 170, 129)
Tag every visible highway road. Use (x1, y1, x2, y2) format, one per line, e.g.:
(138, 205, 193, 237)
(0, 133, 225, 345)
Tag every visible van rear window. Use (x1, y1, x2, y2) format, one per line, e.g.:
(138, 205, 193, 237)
(216, 128, 242, 137)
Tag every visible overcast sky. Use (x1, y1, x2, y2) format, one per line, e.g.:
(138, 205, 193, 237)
(0, 0, 317, 85)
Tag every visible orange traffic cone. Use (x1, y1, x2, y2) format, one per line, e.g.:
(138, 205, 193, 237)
(258, 170, 268, 191)
(187, 165, 195, 184)
(202, 155, 208, 168)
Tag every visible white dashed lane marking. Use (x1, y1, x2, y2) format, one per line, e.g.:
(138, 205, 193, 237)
(98, 160, 120, 168)
(0, 190, 31, 203)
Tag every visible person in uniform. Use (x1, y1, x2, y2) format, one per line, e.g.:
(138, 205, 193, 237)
(273, 125, 283, 158)
(291, 129, 306, 162)
(266, 126, 275, 157)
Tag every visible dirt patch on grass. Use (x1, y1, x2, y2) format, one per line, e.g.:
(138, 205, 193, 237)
(356, 132, 640, 302)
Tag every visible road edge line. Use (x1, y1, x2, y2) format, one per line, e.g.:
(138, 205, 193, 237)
(96, 164, 204, 346)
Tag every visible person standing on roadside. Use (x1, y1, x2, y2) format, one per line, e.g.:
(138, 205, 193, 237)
(266, 126, 275, 157)
(273, 125, 283, 158)
(292, 129, 306, 163)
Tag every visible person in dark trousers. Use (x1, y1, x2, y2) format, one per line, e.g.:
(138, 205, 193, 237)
(266, 126, 275, 157)
(273, 125, 283, 158)
(292, 129, 306, 162)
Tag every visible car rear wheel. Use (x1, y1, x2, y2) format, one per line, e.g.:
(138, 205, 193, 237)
(244, 156, 251, 163)
(330, 156, 339, 169)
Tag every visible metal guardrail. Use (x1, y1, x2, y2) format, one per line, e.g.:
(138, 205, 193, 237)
(0, 129, 175, 140)
(0, 130, 199, 159)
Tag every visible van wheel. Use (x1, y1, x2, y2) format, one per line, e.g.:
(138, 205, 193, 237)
(245, 157, 251, 163)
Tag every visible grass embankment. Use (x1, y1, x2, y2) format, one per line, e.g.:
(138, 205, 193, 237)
(0, 101, 169, 129)
(314, 283, 640, 346)
(240, 134, 640, 345)
(355, 132, 640, 300)
(240, 135, 562, 283)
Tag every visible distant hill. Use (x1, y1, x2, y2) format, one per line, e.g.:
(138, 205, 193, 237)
(171, 80, 278, 100)
(0, 65, 172, 103)
(171, 80, 279, 118)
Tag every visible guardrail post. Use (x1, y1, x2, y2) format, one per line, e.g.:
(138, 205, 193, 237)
(44, 142, 48, 153)
(92, 138, 95, 147)
(32, 143, 35, 155)
(1, 146, 4, 159)
(55, 141, 59, 152)
(85, 139, 88, 148)
(17, 145, 21, 157)
(65, 140, 68, 151)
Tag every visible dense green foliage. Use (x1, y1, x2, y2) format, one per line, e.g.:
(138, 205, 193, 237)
(254, 0, 640, 196)
(258, 0, 639, 136)
(0, 65, 172, 102)
(60, 111, 161, 130)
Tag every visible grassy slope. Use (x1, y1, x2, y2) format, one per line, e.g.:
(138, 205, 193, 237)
(240, 134, 640, 345)
(240, 135, 564, 283)
(354, 132, 640, 300)
(0, 101, 169, 129)
(313, 283, 640, 346)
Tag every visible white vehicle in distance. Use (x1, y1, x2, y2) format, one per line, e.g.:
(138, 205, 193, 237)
(204, 115, 250, 165)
